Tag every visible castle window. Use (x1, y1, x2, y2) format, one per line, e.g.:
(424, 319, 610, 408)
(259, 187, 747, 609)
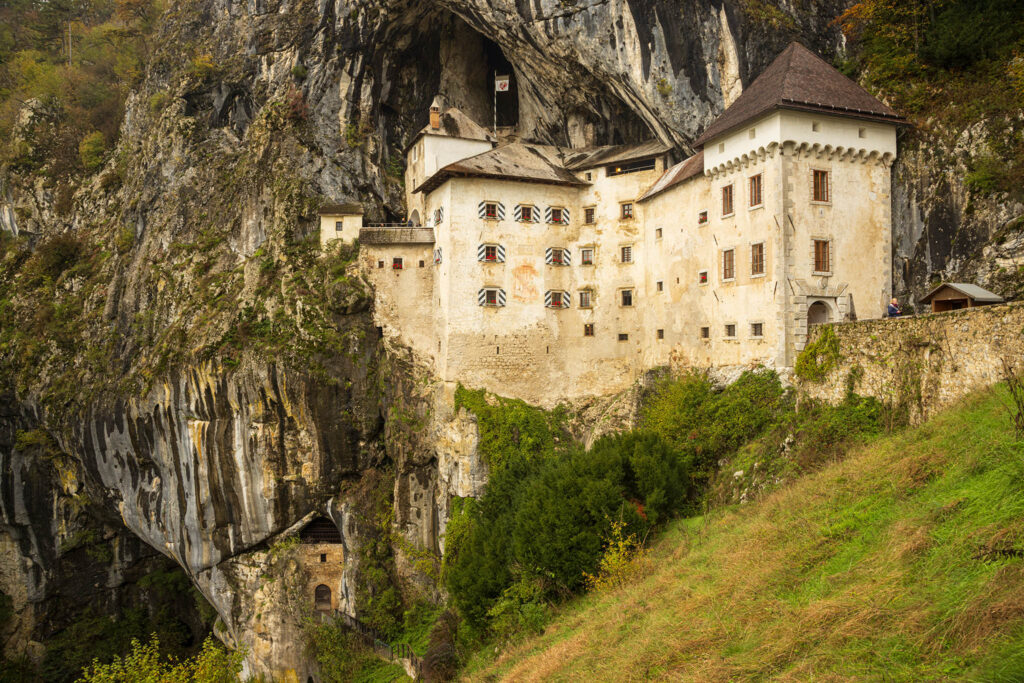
(484, 202, 498, 219)
(657, 329, 664, 340)
(521, 206, 533, 222)
(725, 324, 736, 338)
(579, 290, 593, 308)
(580, 247, 594, 265)
(607, 158, 655, 176)
(393, 257, 403, 270)
(751, 322, 764, 338)
(549, 207, 566, 224)
(545, 290, 570, 309)
(515, 205, 536, 222)
(433, 207, 444, 224)
(546, 247, 570, 266)
(814, 239, 831, 273)
(813, 170, 830, 202)
(620, 246, 632, 263)
(722, 249, 735, 281)
(320, 553, 327, 563)
(655, 227, 662, 239)
(478, 243, 505, 263)
(618, 333, 629, 341)
(419, 260, 425, 268)
(698, 210, 708, 225)
(699, 270, 708, 284)
(722, 184, 734, 217)
(586, 172, 593, 181)
(479, 287, 506, 307)
(749, 127, 756, 139)
(412, 145, 418, 162)
(718, 142, 725, 153)
(620, 202, 634, 220)
(700, 326, 710, 339)
(584, 323, 595, 337)
(751, 243, 765, 276)
(621, 289, 634, 307)
(584, 207, 596, 224)
(749, 174, 763, 208)
(812, 121, 820, 132)
(656, 281, 663, 292)
(858, 127, 867, 139)
(433, 248, 442, 264)
(377, 260, 384, 269)
(478, 201, 505, 220)
(335, 220, 343, 232)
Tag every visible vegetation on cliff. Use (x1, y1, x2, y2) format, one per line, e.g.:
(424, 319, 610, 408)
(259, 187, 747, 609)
(466, 386, 1024, 680)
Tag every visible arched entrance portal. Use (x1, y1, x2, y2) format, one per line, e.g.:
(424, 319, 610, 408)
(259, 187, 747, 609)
(808, 301, 831, 325)
(314, 584, 332, 612)
(409, 209, 421, 227)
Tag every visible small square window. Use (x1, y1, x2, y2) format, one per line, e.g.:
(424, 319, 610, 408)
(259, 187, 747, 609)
(320, 553, 327, 563)
(698, 210, 708, 225)
(484, 202, 498, 219)
(393, 257, 403, 270)
(751, 322, 764, 338)
(621, 203, 634, 220)
(580, 247, 594, 265)
(584, 207, 595, 224)
(551, 207, 564, 224)
(335, 220, 343, 231)
(725, 324, 736, 338)
(584, 323, 595, 337)
(550, 291, 564, 307)
(585, 172, 593, 181)
(812, 121, 820, 132)
(485, 289, 498, 306)
(657, 329, 664, 339)
(485, 245, 498, 262)
(698, 270, 708, 284)
(700, 326, 710, 339)
(377, 260, 384, 269)
(551, 248, 565, 265)
(621, 245, 632, 263)
(579, 290, 593, 308)
(656, 281, 663, 292)
(419, 260, 425, 268)
(858, 127, 867, 138)
(621, 289, 633, 307)
(655, 227, 662, 239)
(521, 206, 533, 222)
(618, 333, 629, 341)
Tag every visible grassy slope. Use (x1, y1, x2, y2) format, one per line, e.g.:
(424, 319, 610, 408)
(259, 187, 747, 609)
(466, 387, 1024, 681)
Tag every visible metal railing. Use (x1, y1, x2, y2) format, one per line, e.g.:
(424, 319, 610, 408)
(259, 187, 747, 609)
(363, 223, 423, 228)
(333, 610, 423, 677)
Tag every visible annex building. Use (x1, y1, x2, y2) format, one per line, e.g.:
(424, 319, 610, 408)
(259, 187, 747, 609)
(322, 43, 906, 406)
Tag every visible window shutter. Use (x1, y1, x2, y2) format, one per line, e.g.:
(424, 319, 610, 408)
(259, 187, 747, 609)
(497, 202, 506, 220)
(477, 201, 487, 219)
(497, 244, 506, 263)
(544, 290, 552, 307)
(561, 248, 571, 266)
(433, 248, 442, 264)
(478, 288, 487, 306)
(497, 288, 506, 306)
(545, 247, 554, 265)
(544, 206, 553, 223)
(561, 208, 570, 224)
(477, 244, 487, 261)
(513, 204, 523, 221)
(436, 207, 444, 224)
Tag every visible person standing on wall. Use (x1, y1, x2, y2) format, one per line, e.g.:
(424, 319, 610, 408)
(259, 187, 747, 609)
(887, 297, 902, 317)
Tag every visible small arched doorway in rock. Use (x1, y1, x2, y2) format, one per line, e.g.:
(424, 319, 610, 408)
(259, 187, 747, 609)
(314, 584, 332, 612)
(808, 301, 831, 325)
(409, 209, 421, 226)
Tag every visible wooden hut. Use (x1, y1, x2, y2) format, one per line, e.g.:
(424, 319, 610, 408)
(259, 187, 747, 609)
(919, 283, 1004, 313)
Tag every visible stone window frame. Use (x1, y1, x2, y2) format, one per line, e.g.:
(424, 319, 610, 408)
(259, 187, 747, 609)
(721, 247, 736, 282)
(619, 287, 635, 308)
(618, 332, 630, 342)
(698, 269, 708, 285)
(698, 209, 709, 226)
(619, 244, 634, 264)
(583, 323, 595, 337)
(655, 227, 663, 240)
(483, 201, 499, 220)
(579, 245, 596, 266)
(656, 280, 664, 292)
(748, 172, 764, 209)
(750, 241, 766, 278)
(392, 257, 404, 270)
(811, 168, 831, 204)
(516, 204, 538, 223)
(700, 326, 710, 340)
(721, 183, 735, 218)
(656, 328, 665, 340)
(811, 236, 834, 276)
(749, 321, 765, 339)
(578, 289, 594, 309)
(724, 322, 738, 340)
(620, 201, 635, 220)
(583, 206, 596, 225)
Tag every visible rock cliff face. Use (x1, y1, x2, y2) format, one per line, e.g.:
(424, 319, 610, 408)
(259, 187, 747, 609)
(0, 0, 1021, 678)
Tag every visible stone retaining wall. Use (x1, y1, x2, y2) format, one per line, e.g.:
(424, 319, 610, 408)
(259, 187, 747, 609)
(798, 302, 1024, 422)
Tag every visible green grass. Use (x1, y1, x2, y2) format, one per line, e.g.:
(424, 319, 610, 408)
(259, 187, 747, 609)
(464, 386, 1024, 681)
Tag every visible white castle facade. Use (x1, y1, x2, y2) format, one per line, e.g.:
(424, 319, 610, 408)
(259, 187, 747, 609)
(321, 43, 905, 406)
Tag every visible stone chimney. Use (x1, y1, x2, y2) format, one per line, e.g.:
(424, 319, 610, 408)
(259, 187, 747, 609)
(429, 95, 443, 130)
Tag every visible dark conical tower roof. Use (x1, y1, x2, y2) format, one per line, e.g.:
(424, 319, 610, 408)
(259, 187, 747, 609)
(694, 42, 905, 147)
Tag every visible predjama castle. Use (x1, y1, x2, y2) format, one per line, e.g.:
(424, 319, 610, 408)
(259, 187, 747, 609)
(321, 43, 906, 406)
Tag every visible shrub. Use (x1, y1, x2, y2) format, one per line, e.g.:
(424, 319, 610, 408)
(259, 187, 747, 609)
(291, 64, 308, 80)
(78, 131, 106, 171)
(583, 520, 650, 591)
(29, 233, 83, 281)
(187, 54, 217, 82)
(795, 326, 841, 381)
(76, 636, 243, 682)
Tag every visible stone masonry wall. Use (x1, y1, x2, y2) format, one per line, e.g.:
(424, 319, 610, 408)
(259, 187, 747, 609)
(799, 302, 1024, 422)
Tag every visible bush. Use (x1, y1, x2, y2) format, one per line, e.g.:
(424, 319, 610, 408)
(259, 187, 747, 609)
(795, 326, 840, 381)
(78, 131, 106, 171)
(76, 636, 243, 683)
(29, 233, 83, 281)
(187, 54, 217, 82)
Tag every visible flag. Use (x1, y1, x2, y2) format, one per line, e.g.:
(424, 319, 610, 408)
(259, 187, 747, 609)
(495, 74, 510, 92)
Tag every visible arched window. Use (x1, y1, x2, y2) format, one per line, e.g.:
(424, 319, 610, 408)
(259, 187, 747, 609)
(314, 584, 332, 611)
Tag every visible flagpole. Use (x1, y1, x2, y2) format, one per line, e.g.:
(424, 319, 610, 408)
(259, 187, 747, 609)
(493, 74, 497, 139)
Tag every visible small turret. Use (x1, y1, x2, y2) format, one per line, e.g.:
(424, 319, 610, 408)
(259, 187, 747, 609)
(429, 95, 444, 130)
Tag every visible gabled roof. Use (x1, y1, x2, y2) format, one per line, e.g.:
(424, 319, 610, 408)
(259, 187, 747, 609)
(319, 203, 363, 215)
(694, 42, 905, 147)
(404, 106, 495, 152)
(562, 140, 671, 171)
(637, 151, 704, 203)
(919, 282, 1005, 304)
(414, 143, 588, 195)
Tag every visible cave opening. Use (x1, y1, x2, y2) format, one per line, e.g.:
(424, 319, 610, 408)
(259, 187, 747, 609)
(482, 38, 518, 130)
